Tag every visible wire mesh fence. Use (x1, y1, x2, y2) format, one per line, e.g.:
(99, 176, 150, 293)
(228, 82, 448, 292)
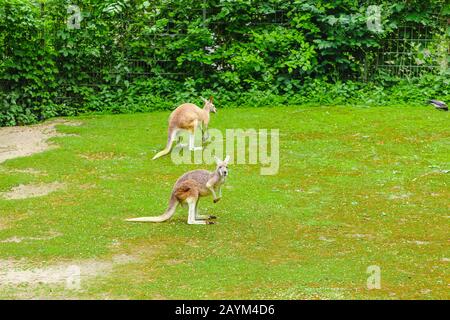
(365, 22, 449, 80)
(41, 7, 450, 83)
(47, 2, 293, 103)
(1, 1, 448, 105)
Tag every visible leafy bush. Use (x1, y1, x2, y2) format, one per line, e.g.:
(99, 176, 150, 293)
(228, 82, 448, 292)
(0, 0, 58, 125)
(0, 0, 448, 126)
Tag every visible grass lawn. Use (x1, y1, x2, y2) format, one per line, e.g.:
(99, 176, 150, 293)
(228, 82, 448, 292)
(0, 105, 448, 299)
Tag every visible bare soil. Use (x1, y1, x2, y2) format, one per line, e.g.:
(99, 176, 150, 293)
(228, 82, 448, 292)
(0, 119, 81, 164)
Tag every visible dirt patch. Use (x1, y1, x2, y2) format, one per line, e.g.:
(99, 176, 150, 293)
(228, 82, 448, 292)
(388, 193, 413, 200)
(10, 168, 47, 175)
(0, 254, 137, 288)
(346, 233, 374, 240)
(407, 240, 430, 246)
(0, 167, 47, 176)
(0, 231, 62, 243)
(79, 152, 127, 161)
(318, 236, 335, 242)
(0, 182, 65, 200)
(0, 119, 82, 164)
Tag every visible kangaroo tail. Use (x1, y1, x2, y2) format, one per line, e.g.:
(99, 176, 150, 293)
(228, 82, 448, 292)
(152, 125, 177, 160)
(126, 194, 178, 223)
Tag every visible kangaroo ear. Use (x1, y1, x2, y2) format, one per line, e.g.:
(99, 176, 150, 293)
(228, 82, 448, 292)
(209, 96, 214, 103)
(201, 96, 208, 103)
(214, 156, 221, 165)
(224, 155, 230, 164)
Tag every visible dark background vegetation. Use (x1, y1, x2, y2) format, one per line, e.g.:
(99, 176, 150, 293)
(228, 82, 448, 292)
(0, 0, 449, 126)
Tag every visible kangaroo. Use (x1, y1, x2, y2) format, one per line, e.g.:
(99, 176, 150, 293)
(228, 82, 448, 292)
(152, 96, 217, 160)
(126, 156, 229, 225)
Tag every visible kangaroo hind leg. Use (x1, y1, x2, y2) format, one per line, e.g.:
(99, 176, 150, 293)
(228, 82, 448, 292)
(187, 198, 210, 225)
(188, 121, 202, 151)
(188, 133, 202, 151)
(175, 131, 189, 148)
(194, 200, 216, 220)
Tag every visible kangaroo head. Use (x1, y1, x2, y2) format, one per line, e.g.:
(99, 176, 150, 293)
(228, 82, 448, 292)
(215, 155, 230, 177)
(201, 96, 216, 114)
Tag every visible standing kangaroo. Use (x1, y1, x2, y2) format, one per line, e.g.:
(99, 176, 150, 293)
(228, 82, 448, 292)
(152, 96, 216, 160)
(126, 156, 229, 225)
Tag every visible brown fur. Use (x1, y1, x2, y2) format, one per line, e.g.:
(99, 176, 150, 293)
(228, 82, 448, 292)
(126, 157, 229, 224)
(152, 97, 216, 160)
(170, 103, 210, 132)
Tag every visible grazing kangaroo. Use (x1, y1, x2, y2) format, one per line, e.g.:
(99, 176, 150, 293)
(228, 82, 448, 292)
(152, 96, 217, 160)
(126, 156, 229, 225)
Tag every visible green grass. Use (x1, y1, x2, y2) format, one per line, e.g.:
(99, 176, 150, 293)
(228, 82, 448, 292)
(0, 105, 449, 299)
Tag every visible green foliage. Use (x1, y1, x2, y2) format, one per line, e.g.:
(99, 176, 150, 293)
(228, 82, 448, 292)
(0, 0, 448, 126)
(0, 0, 58, 125)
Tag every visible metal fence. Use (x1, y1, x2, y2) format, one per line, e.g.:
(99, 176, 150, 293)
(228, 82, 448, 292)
(1, 2, 448, 101)
(366, 22, 449, 80)
(55, 8, 450, 85)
